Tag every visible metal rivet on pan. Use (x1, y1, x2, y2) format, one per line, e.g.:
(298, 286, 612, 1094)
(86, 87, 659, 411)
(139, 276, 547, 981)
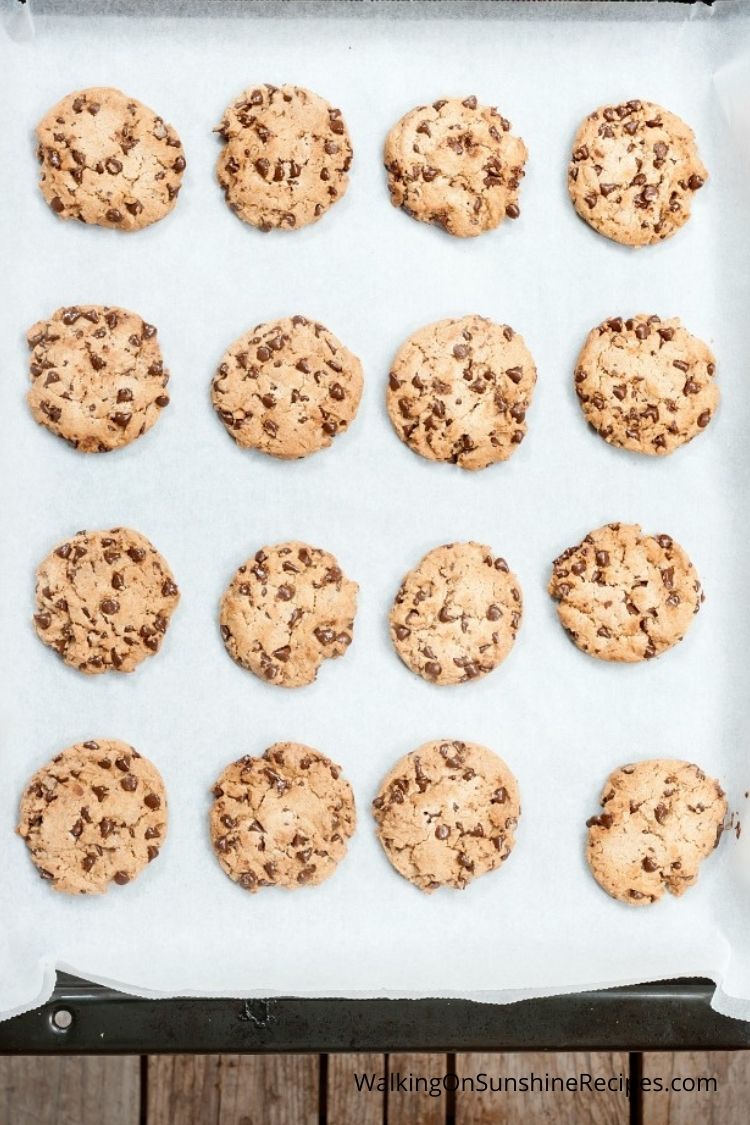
(51, 1008, 73, 1032)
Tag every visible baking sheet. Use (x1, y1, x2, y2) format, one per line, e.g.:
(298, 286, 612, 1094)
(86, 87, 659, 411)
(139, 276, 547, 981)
(2, 0, 750, 1023)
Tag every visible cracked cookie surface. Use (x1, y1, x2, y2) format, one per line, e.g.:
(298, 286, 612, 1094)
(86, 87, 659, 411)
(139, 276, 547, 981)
(34, 528, 180, 674)
(372, 740, 520, 892)
(384, 96, 527, 237)
(212, 315, 363, 458)
(36, 87, 185, 231)
(220, 541, 358, 688)
(387, 316, 536, 470)
(568, 99, 707, 246)
(18, 739, 167, 895)
(548, 523, 702, 663)
(390, 542, 522, 685)
(210, 742, 356, 891)
(215, 84, 352, 231)
(575, 314, 718, 455)
(27, 304, 170, 452)
(586, 759, 726, 905)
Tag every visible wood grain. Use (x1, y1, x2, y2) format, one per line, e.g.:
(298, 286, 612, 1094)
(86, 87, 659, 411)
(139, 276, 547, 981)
(388, 1054, 447, 1124)
(147, 1054, 318, 1125)
(0, 1055, 139, 1125)
(642, 1051, 749, 1124)
(454, 1052, 630, 1124)
(327, 1053, 384, 1125)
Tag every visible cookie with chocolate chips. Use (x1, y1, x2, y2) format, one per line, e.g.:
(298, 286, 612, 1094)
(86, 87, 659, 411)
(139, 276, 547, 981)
(33, 528, 180, 674)
(384, 96, 527, 237)
(220, 541, 358, 688)
(215, 84, 352, 231)
(586, 759, 726, 905)
(387, 316, 536, 470)
(548, 522, 702, 663)
(36, 87, 185, 231)
(26, 305, 170, 452)
(575, 314, 718, 455)
(17, 739, 167, 895)
(210, 742, 356, 892)
(212, 315, 363, 458)
(389, 542, 522, 685)
(568, 99, 707, 246)
(372, 740, 520, 892)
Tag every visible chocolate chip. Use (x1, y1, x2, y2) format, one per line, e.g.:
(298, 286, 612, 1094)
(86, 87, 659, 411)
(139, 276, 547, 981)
(586, 813, 614, 829)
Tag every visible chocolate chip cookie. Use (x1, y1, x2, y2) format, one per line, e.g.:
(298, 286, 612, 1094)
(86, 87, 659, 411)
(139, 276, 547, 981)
(26, 305, 170, 452)
(568, 99, 707, 246)
(210, 742, 356, 892)
(212, 315, 363, 458)
(389, 542, 522, 685)
(575, 314, 718, 455)
(215, 84, 352, 231)
(384, 96, 527, 237)
(18, 739, 167, 894)
(548, 523, 702, 663)
(34, 528, 180, 674)
(36, 87, 185, 231)
(372, 740, 520, 892)
(220, 542, 358, 688)
(586, 759, 727, 905)
(387, 316, 536, 470)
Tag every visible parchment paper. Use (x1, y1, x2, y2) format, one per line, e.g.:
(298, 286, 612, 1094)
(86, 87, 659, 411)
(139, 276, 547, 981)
(2, 0, 750, 1023)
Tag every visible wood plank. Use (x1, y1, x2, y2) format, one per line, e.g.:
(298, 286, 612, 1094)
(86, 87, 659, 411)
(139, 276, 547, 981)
(388, 1053, 447, 1125)
(455, 1052, 629, 1124)
(642, 1051, 748, 1124)
(0, 1055, 139, 1125)
(327, 1053, 384, 1125)
(147, 1054, 319, 1125)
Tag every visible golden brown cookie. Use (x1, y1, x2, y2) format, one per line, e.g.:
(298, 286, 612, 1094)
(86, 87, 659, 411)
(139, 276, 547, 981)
(36, 87, 185, 231)
(210, 742, 356, 891)
(389, 542, 522, 685)
(212, 315, 363, 458)
(372, 740, 520, 892)
(568, 99, 707, 246)
(387, 316, 537, 470)
(26, 305, 170, 452)
(215, 84, 352, 231)
(220, 542, 358, 688)
(548, 523, 702, 663)
(575, 314, 718, 455)
(384, 96, 527, 237)
(17, 739, 167, 894)
(33, 528, 180, 674)
(586, 759, 727, 905)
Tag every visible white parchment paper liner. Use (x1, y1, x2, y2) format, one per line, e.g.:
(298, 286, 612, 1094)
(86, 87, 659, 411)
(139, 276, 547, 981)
(2, 0, 750, 1023)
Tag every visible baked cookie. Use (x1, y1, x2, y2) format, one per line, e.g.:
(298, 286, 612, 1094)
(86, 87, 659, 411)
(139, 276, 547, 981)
(575, 314, 718, 455)
(215, 84, 352, 231)
(586, 759, 726, 905)
(384, 96, 527, 237)
(212, 315, 363, 458)
(387, 317, 536, 470)
(372, 740, 520, 892)
(17, 739, 167, 894)
(26, 305, 170, 452)
(36, 87, 185, 231)
(548, 522, 702, 663)
(389, 542, 522, 685)
(210, 742, 356, 891)
(33, 528, 180, 674)
(568, 99, 707, 246)
(220, 542, 357, 688)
